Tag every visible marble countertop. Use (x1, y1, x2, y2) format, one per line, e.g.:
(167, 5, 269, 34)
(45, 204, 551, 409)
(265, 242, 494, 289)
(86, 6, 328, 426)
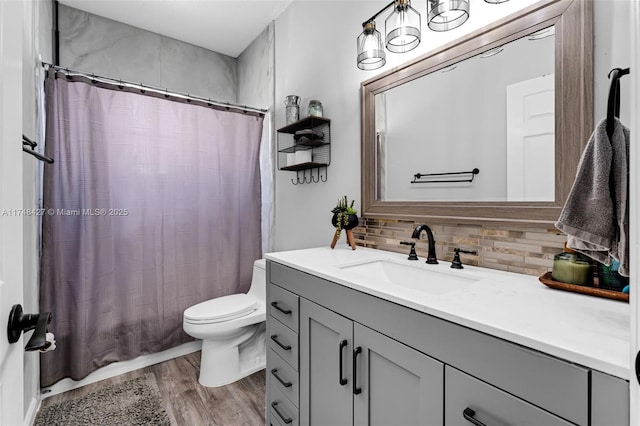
(265, 246, 630, 380)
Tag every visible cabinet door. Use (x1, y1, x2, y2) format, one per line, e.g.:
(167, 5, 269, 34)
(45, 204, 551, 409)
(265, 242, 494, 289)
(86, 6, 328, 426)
(353, 323, 444, 426)
(300, 299, 353, 426)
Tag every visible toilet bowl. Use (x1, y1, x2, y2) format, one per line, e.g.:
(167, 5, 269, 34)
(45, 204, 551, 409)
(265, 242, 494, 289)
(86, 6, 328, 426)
(183, 259, 266, 387)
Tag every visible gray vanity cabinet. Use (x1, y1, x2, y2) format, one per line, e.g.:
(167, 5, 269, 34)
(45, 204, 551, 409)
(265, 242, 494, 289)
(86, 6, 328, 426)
(299, 298, 444, 426)
(266, 260, 630, 426)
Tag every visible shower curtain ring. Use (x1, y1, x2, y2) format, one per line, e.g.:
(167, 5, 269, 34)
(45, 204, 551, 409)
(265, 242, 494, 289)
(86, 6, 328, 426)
(140, 84, 146, 94)
(91, 74, 97, 84)
(187, 94, 191, 103)
(164, 89, 169, 99)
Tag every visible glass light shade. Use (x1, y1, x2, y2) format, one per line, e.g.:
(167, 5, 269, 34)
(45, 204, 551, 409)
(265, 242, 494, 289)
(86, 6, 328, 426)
(385, 0, 421, 53)
(357, 22, 386, 70)
(427, 0, 470, 32)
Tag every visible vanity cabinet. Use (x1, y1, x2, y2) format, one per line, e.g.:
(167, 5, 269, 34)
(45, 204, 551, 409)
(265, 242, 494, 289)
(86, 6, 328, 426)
(266, 260, 629, 426)
(299, 299, 443, 426)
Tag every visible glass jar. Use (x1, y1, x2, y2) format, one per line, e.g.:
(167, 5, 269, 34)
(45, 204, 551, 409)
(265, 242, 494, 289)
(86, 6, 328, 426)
(308, 100, 323, 117)
(284, 95, 300, 124)
(552, 253, 593, 285)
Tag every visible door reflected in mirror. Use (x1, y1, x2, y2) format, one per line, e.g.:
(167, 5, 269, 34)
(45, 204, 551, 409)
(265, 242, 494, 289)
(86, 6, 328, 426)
(375, 26, 555, 202)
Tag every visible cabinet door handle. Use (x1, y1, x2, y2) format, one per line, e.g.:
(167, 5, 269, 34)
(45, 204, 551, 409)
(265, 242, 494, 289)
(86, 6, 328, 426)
(353, 346, 362, 395)
(271, 301, 292, 315)
(463, 408, 487, 426)
(271, 368, 292, 388)
(339, 339, 348, 386)
(271, 401, 293, 424)
(270, 334, 292, 351)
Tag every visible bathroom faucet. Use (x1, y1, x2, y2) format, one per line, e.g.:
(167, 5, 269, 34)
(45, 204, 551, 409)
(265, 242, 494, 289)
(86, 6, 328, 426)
(411, 224, 438, 264)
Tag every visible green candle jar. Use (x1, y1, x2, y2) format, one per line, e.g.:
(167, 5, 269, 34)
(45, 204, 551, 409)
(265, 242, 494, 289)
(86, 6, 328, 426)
(552, 253, 592, 285)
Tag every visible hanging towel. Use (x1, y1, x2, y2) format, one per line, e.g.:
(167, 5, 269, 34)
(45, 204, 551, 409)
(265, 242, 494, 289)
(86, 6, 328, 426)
(555, 117, 629, 276)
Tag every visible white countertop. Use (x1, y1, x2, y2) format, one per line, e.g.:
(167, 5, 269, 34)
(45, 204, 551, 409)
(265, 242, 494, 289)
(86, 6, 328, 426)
(265, 246, 630, 380)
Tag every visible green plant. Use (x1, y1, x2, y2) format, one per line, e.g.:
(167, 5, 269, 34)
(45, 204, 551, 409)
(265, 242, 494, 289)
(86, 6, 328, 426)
(331, 195, 357, 238)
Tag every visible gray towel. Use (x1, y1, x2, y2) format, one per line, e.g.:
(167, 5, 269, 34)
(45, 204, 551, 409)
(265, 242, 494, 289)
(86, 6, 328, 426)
(555, 117, 629, 276)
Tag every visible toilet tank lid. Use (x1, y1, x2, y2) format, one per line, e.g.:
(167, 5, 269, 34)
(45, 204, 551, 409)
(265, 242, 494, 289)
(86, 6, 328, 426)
(184, 294, 259, 322)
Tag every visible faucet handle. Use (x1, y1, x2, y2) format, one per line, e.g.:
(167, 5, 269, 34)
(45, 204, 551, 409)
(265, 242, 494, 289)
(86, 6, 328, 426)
(451, 248, 478, 269)
(400, 241, 419, 261)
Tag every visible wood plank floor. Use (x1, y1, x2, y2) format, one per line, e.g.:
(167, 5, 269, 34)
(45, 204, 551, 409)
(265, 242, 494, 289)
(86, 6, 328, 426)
(39, 351, 266, 426)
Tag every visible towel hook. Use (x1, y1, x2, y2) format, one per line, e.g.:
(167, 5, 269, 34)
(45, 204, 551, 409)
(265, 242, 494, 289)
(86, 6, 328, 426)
(606, 67, 630, 139)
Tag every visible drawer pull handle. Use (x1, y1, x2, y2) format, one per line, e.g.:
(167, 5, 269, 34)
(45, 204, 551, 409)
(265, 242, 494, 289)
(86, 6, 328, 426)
(271, 401, 293, 424)
(270, 334, 292, 351)
(271, 368, 292, 388)
(271, 301, 292, 315)
(339, 339, 348, 386)
(353, 346, 362, 395)
(463, 408, 487, 426)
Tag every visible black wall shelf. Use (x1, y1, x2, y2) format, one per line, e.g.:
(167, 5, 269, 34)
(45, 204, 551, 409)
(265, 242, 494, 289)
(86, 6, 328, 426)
(277, 116, 331, 185)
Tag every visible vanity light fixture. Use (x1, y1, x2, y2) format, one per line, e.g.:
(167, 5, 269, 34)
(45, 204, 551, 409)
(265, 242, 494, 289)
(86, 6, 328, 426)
(357, 21, 387, 70)
(358, 0, 512, 70)
(427, 0, 470, 32)
(385, 0, 421, 53)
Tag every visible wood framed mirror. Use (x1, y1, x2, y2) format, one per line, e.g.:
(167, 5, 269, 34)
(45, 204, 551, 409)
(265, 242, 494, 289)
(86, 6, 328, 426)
(360, 0, 592, 224)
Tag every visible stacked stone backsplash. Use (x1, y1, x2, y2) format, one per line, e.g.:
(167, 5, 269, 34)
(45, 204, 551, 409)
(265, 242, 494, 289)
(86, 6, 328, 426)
(352, 218, 567, 277)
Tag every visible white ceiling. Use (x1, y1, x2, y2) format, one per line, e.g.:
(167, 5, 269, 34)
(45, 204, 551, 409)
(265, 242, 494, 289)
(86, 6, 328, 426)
(59, 0, 294, 58)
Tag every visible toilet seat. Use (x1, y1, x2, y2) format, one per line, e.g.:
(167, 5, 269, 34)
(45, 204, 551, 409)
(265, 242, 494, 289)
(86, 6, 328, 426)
(184, 294, 259, 324)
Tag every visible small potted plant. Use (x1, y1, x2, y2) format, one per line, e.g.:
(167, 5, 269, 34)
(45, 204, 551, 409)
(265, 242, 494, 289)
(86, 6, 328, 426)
(331, 196, 358, 249)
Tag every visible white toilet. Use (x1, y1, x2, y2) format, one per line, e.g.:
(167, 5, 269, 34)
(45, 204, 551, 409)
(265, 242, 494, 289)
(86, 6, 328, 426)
(183, 259, 266, 387)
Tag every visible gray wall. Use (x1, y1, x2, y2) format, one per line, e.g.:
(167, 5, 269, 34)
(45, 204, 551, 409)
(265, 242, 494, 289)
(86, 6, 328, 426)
(238, 22, 274, 111)
(59, 4, 238, 102)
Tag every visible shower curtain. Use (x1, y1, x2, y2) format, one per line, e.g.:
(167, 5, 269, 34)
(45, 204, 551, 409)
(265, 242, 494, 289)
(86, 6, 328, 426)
(39, 71, 264, 387)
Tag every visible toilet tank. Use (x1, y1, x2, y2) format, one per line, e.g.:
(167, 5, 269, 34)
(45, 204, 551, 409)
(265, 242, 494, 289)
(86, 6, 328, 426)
(247, 258, 266, 301)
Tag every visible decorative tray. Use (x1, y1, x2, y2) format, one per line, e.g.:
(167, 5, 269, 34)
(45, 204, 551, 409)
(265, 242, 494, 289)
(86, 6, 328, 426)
(539, 272, 629, 302)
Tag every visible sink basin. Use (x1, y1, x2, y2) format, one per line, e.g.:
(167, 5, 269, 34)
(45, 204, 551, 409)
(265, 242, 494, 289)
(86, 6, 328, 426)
(337, 259, 481, 295)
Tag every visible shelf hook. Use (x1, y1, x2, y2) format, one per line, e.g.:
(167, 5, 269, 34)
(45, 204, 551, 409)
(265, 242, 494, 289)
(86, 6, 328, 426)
(320, 167, 328, 182)
(311, 168, 320, 183)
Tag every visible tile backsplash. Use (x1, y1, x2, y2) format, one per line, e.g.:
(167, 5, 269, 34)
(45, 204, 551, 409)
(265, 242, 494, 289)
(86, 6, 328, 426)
(352, 218, 567, 277)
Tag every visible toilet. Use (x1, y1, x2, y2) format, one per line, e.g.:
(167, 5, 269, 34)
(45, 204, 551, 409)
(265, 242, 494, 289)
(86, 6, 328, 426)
(183, 259, 266, 387)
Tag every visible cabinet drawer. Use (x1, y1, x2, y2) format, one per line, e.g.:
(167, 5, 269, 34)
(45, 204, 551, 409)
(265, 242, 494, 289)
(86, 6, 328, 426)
(445, 366, 573, 426)
(270, 382, 299, 426)
(269, 317, 298, 370)
(269, 348, 299, 407)
(269, 284, 299, 332)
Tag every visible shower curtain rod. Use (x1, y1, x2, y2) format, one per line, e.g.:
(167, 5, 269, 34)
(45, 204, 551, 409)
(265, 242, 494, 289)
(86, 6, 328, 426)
(42, 63, 268, 116)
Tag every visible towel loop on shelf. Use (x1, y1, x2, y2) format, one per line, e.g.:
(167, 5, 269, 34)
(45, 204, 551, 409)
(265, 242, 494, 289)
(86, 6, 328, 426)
(606, 67, 630, 139)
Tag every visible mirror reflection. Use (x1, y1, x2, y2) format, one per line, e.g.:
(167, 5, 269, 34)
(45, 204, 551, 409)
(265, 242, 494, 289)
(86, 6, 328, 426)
(375, 26, 555, 202)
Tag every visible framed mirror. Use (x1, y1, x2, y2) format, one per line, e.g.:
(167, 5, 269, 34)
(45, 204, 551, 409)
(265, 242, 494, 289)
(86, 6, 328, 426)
(361, 0, 593, 224)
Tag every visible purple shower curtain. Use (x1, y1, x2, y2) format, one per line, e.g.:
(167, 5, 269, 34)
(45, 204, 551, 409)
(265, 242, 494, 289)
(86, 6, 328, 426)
(39, 71, 264, 387)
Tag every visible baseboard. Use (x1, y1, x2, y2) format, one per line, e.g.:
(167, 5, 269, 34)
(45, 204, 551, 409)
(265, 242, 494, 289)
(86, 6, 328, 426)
(24, 395, 41, 426)
(41, 340, 202, 399)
